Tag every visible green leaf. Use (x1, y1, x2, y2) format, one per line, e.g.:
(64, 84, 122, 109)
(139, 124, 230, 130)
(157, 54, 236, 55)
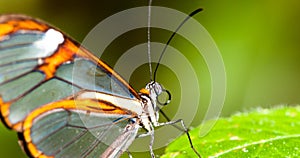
(161, 106, 300, 158)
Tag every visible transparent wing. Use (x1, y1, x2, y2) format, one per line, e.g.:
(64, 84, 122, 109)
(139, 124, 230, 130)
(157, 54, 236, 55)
(0, 14, 140, 131)
(19, 99, 139, 158)
(101, 123, 139, 158)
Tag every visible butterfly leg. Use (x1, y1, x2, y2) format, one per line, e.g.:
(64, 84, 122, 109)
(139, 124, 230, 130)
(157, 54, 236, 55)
(149, 130, 155, 158)
(155, 119, 201, 158)
(125, 150, 133, 158)
(159, 109, 185, 131)
(135, 124, 156, 158)
(135, 132, 155, 157)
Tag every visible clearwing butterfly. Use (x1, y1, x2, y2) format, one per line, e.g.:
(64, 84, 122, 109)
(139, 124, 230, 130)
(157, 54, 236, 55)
(0, 11, 201, 158)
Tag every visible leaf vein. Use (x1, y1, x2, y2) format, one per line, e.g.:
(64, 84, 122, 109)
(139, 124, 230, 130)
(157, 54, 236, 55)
(209, 134, 300, 158)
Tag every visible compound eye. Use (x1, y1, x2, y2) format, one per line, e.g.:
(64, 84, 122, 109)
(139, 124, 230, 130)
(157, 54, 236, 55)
(157, 89, 171, 106)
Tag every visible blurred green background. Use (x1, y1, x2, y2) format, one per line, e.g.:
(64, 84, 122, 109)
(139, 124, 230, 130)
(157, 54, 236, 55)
(1, 0, 300, 157)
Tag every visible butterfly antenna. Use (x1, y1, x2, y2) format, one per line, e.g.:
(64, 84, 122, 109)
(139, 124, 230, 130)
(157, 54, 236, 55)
(153, 8, 203, 82)
(147, 0, 153, 81)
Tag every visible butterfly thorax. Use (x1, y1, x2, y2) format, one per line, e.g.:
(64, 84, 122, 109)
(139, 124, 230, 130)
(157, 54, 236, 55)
(139, 82, 163, 132)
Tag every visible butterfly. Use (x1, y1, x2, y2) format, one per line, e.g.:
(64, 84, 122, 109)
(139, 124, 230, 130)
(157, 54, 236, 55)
(0, 11, 202, 158)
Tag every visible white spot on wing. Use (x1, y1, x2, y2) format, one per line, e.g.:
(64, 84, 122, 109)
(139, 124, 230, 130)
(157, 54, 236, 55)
(33, 29, 64, 54)
(38, 58, 43, 65)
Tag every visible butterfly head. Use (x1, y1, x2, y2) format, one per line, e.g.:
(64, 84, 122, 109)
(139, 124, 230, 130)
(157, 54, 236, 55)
(139, 82, 171, 124)
(146, 81, 163, 99)
(146, 81, 171, 106)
